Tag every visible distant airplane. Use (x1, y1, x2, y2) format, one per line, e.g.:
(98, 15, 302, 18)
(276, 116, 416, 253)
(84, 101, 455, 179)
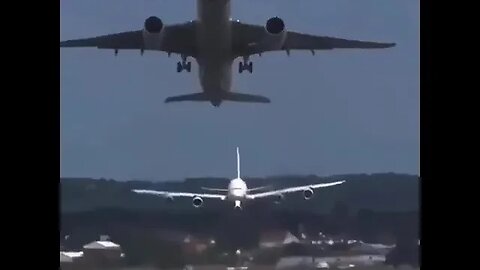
(60, 0, 395, 107)
(132, 147, 345, 210)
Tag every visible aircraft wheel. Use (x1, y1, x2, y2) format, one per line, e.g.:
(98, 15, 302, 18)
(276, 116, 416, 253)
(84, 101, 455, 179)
(177, 62, 183, 73)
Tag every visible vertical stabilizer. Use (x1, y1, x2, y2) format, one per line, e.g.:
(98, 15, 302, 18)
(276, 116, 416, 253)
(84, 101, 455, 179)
(237, 147, 241, 179)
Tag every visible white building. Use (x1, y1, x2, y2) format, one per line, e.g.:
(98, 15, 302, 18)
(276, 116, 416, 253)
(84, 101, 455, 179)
(60, 251, 84, 263)
(82, 238, 124, 267)
(60, 251, 84, 270)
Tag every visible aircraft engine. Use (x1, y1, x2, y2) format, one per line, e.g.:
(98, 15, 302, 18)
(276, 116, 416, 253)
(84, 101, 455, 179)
(260, 17, 287, 51)
(165, 195, 174, 203)
(303, 188, 314, 200)
(142, 16, 165, 49)
(192, 196, 204, 208)
(265, 17, 285, 35)
(144, 16, 164, 34)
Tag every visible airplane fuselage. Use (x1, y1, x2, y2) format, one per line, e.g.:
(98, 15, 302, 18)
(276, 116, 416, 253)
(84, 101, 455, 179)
(226, 177, 248, 210)
(130, 147, 346, 210)
(227, 178, 248, 201)
(196, 0, 233, 106)
(61, 1, 396, 106)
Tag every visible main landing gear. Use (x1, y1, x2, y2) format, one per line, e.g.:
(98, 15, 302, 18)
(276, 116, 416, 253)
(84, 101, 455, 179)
(177, 55, 191, 73)
(239, 56, 253, 74)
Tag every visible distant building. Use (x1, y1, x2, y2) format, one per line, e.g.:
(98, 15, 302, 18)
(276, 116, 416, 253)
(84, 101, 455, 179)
(60, 251, 84, 270)
(259, 230, 299, 248)
(81, 238, 125, 268)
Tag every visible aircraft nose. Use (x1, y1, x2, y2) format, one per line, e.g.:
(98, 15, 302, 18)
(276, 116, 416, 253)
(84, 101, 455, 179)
(232, 189, 245, 197)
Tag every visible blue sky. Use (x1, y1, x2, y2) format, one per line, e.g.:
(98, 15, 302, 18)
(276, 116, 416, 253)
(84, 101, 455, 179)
(60, 0, 419, 181)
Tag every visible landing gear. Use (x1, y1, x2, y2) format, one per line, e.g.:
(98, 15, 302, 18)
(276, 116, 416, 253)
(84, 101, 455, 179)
(177, 61, 191, 72)
(177, 55, 191, 73)
(239, 62, 253, 74)
(239, 56, 253, 74)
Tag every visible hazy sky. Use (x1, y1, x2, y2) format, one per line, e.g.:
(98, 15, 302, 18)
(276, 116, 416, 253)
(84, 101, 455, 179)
(60, 0, 419, 181)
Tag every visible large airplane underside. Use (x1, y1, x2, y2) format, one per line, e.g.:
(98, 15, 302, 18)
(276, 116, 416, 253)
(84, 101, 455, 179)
(60, 0, 395, 107)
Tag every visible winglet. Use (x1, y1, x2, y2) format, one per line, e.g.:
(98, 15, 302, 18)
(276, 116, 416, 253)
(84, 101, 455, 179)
(237, 147, 241, 179)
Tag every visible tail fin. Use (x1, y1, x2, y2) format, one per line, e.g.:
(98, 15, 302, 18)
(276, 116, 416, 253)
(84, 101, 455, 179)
(237, 147, 240, 179)
(224, 92, 271, 103)
(165, 93, 208, 103)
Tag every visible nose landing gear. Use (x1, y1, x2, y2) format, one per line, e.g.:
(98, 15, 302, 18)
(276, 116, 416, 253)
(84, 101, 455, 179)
(234, 200, 243, 210)
(177, 54, 192, 73)
(239, 56, 253, 74)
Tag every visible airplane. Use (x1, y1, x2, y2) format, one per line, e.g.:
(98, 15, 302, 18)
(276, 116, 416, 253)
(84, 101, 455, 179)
(60, 0, 395, 107)
(132, 147, 345, 210)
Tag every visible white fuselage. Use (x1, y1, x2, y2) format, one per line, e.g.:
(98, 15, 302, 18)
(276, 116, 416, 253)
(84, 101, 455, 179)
(196, 0, 233, 105)
(227, 178, 248, 201)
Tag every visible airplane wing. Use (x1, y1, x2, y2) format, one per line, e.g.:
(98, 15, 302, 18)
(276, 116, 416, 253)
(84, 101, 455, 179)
(132, 189, 226, 200)
(246, 180, 345, 199)
(60, 22, 197, 57)
(232, 22, 395, 57)
(247, 185, 272, 192)
(201, 187, 229, 192)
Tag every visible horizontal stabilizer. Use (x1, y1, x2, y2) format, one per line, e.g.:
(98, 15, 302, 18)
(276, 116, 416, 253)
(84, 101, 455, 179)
(224, 92, 271, 103)
(164, 92, 270, 105)
(165, 93, 208, 103)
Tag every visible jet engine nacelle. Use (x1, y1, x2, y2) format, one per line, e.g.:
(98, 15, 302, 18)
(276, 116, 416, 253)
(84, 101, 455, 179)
(142, 16, 165, 50)
(261, 17, 287, 50)
(165, 195, 174, 203)
(192, 196, 204, 208)
(303, 188, 314, 200)
(266, 17, 285, 35)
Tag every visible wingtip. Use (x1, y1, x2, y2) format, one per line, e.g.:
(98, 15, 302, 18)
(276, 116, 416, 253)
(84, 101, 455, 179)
(261, 97, 272, 103)
(333, 180, 346, 186)
(375, 42, 396, 49)
(60, 40, 74, 47)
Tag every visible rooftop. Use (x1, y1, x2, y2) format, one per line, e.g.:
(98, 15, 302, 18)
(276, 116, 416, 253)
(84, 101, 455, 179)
(83, 240, 121, 250)
(60, 251, 84, 263)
